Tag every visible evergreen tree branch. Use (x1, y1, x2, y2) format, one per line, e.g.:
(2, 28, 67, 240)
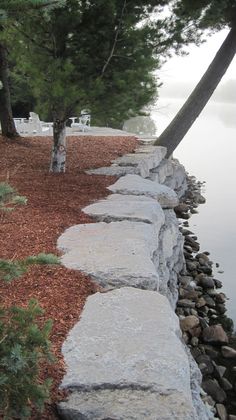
(12, 22, 53, 54)
(0, 0, 62, 11)
(101, 0, 127, 77)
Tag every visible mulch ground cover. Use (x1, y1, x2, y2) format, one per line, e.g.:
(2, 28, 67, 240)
(0, 134, 138, 419)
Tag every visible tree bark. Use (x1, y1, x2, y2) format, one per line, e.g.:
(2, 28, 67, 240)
(155, 27, 236, 158)
(0, 43, 18, 138)
(50, 119, 67, 172)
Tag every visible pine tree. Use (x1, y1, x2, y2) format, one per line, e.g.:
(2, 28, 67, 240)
(9, 0, 172, 172)
(0, 300, 53, 418)
(0, 0, 63, 137)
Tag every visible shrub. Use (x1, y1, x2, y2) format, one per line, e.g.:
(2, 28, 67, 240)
(25, 253, 60, 266)
(0, 182, 27, 212)
(0, 253, 60, 283)
(0, 259, 27, 282)
(0, 183, 57, 418)
(0, 299, 54, 419)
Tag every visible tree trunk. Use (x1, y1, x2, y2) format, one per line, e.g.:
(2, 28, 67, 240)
(0, 43, 18, 138)
(155, 27, 236, 158)
(50, 119, 67, 172)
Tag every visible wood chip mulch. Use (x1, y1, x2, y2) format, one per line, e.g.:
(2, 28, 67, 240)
(0, 134, 138, 419)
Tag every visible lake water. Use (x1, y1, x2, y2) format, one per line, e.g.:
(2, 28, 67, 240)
(152, 98, 236, 326)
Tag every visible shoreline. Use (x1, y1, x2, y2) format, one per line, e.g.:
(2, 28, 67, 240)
(175, 174, 236, 418)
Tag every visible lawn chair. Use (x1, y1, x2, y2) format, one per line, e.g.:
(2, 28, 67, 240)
(14, 118, 30, 135)
(29, 112, 53, 135)
(29, 112, 43, 135)
(70, 109, 91, 132)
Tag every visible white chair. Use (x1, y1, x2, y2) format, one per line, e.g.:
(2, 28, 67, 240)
(29, 112, 43, 135)
(14, 118, 29, 135)
(70, 110, 91, 132)
(41, 121, 53, 135)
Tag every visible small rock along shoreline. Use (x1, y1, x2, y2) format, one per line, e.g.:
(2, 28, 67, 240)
(175, 174, 236, 420)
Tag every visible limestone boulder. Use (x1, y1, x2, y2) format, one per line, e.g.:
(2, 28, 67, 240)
(86, 165, 139, 177)
(58, 221, 159, 290)
(58, 288, 198, 419)
(113, 146, 166, 178)
(108, 174, 179, 209)
(82, 194, 165, 235)
(150, 158, 174, 184)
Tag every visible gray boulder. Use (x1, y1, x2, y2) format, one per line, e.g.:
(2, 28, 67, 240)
(58, 221, 159, 290)
(108, 174, 179, 209)
(113, 146, 166, 178)
(82, 194, 165, 233)
(58, 288, 199, 419)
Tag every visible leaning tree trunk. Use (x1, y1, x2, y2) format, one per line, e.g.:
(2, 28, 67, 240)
(0, 43, 18, 138)
(50, 119, 67, 172)
(155, 27, 236, 158)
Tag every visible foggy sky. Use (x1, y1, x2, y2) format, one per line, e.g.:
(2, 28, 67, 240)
(160, 79, 236, 104)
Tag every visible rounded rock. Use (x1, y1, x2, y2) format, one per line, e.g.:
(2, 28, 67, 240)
(202, 379, 226, 403)
(216, 403, 227, 420)
(220, 377, 233, 391)
(214, 279, 223, 289)
(221, 346, 236, 359)
(196, 297, 207, 308)
(215, 293, 227, 304)
(202, 325, 229, 345)
(199, 277, 215, 289)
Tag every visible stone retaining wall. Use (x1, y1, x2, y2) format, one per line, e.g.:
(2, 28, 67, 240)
(57, 145, 212, 419)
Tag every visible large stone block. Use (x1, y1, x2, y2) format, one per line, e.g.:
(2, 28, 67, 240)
(150, 159, 174, 184)
(161, 209, 181, 260)
(164, 160, 187, 198)
(82, 194, 165, 234)
(86, 165, 139, 177)
(134, 145, 167, 156)
(58, 288, 198, 419)
(108, 174, 179, 209)
(58, 221, 159, 290)
(158, 210, 184, 307)
(113, 146, 167, 178)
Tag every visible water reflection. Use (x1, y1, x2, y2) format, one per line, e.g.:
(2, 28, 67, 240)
(152, 99, 236, 325)
(152, 99, 236, 129)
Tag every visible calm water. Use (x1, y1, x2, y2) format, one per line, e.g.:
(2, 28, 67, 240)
(152, 99, 236, 326)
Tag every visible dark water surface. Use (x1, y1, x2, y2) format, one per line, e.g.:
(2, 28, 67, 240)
(152, 100, 236, 327)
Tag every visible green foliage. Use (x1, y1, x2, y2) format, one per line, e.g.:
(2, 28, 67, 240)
(0, 259, 27, 282)
(0, 182, 14, 201)
(25, 252, 60, 265)
(0, 182, 56, 417)
(0, 0, 64, 30)
(0, 253, 60, 282)
(0, 299, 53, 418)
(8, 0, 172, 125)
(0, 182, 27, 212)
(0, 184, 60, 282)
(0, 0, 64, 13)
(167, 0, 236, 49)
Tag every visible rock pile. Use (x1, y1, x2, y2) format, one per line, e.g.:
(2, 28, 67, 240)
(175, 175, 236, 420)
